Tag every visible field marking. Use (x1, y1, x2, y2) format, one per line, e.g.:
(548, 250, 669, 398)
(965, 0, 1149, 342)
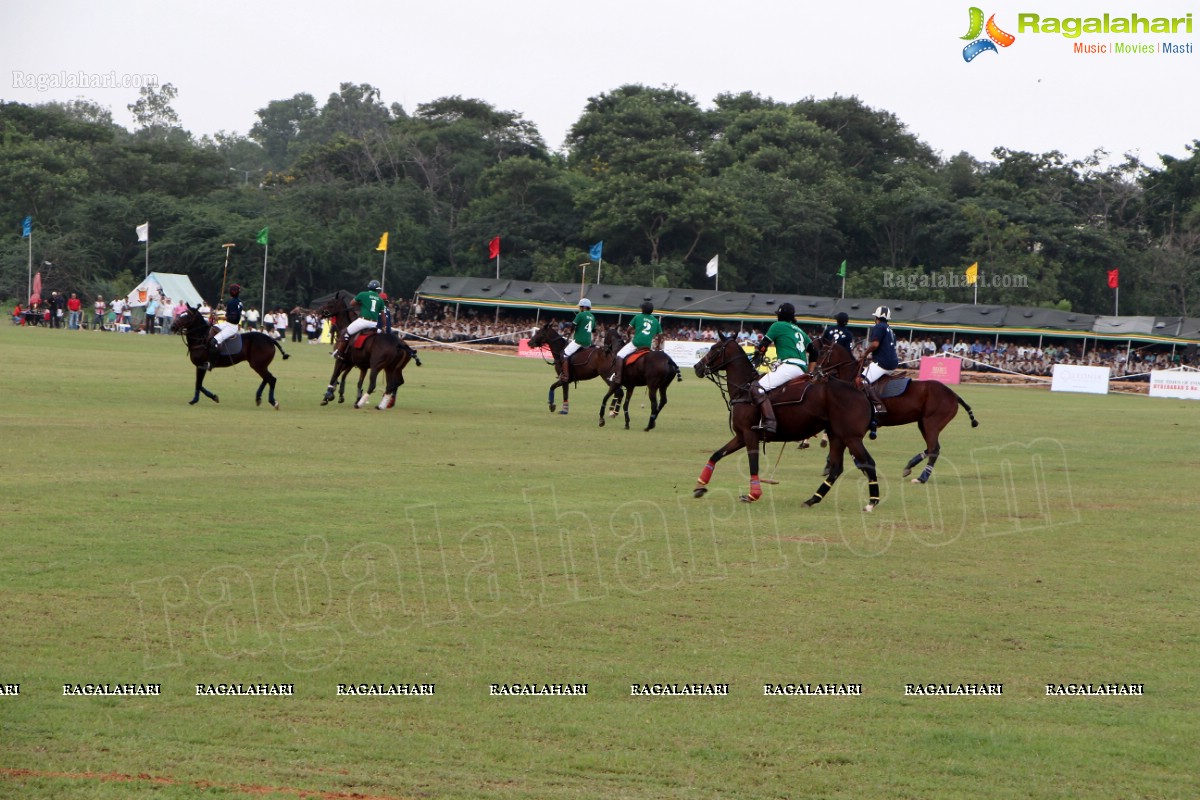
(0, 767, 413, 800)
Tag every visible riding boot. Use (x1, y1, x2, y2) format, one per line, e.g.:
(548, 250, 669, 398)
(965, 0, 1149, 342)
(610, 357, 624, 386)
(751, 385, 778, 436)
(864, 381, 887, 416)
(558, 356, 571, 384)
(205, 336, 220, 370)
(334, 333, 350, 361)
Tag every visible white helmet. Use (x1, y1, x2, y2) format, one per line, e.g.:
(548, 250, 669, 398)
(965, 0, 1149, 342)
(579, 298, 592, 309)
(873, 305, 890, 320)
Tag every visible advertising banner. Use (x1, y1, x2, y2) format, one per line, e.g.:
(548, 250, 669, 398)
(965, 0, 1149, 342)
(1050, 364, 1110, 394)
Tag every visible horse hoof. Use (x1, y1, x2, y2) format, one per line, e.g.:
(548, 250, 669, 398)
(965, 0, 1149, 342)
(558, 409, 569, 415)
(693, 486, 708, 499)
(739, 494, 759, 504)
(863, 504, 876, 513)
(338, 397, 345, 404)
(256, 397, 262, 407)
(598, 419, 606, 427)
(820, 438, 828, 448)
(211, 395, 219, 404)
(548, 405, 556, 413)
(802, 500, 814, 508)
(798, 440, 810, 450)
(273, 402, 280, 410)
(902, 468, 912, 478)
(188, 399, 198, 405)
(869, 430, 877, 440)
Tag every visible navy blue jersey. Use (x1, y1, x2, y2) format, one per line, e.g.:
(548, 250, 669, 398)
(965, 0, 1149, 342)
(868, 321, 898, 369)
(823, 324, 855, 355)
(225, 297, 243, 325)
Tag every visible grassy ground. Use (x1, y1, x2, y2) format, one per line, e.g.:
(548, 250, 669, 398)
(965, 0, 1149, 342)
(0, 321, 1197, 799)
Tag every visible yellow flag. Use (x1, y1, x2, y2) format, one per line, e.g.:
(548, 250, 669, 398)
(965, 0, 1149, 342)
(376, 232, 389, 252)
(965, 262, 979, 285)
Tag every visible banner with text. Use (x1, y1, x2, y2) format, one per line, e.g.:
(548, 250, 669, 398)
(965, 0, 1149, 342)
(918, 356, 962, 385)
(1050, 364, 1110, 395)
(1149, 369, 1200, 400)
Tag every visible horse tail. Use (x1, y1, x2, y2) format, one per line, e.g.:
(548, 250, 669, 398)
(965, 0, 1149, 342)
(272, 338, 291, 360)
(955, 391, 979, 428)
(669, 355, 682, 382)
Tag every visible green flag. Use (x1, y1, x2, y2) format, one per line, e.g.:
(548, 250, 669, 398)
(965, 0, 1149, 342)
(837, 260, 846, 278)
(256, 227, 269, 245)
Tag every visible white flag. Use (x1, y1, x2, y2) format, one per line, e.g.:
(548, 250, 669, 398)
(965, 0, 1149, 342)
(136, 222, 149, 242)
(706, 254, 719, 277)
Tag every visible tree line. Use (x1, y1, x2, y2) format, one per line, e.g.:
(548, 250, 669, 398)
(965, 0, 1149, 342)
(2, 82, 1197, 316)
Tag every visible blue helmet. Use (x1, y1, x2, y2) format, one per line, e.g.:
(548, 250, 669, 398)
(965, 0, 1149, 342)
(367, 280, 381, 292)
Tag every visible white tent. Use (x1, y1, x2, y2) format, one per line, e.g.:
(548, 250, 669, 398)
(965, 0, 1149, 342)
(127, 272, 204, 308)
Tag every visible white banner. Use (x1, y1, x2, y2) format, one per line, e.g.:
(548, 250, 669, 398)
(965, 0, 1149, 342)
(1050, 364, 1110, 395)
(662, 339, 715, 369)
(1149, 369, 1200, 400)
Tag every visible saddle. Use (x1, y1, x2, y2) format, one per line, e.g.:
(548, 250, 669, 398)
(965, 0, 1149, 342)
(625, 347, 651, 366)
(764, 374, 813, 405)
(875, 375, 911, 399)
(209, 332, 243, 356)
(352, 330, 378, 349)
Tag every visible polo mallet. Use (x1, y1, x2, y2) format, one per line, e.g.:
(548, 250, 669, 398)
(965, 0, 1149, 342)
(215, 243, 235, 322)
(761, 442, 788, 485)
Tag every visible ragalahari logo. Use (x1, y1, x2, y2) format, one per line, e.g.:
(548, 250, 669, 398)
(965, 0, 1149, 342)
(962, 7, 1016, 61)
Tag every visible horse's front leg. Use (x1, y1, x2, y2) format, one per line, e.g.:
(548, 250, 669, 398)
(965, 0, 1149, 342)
(191, 367, 218, 405)
(356, 367, 380, 409)
(557, 380, 570, 415)
(598, 386, 616, 427)
(623, 389, 633, 430)
(694, 435, 746, 498)
(644, 387, 664, 432)
(322, 362, 345, 405)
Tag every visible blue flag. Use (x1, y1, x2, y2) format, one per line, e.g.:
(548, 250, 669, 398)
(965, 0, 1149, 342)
(589, 241, 603, 262)
(22, 216, 32, 238)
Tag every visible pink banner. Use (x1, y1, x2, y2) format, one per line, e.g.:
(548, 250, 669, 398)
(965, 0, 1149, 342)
(918, 356, 961, 384)
(518, 338, 553, 359)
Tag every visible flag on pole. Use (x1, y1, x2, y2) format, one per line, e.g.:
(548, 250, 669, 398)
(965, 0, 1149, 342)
(837, 259, 846, 278)
(1107, 268, 1119, 289)
(376, 232, 389, 251)
(136, 222, 149, 242)
(488, 236, 500, 259)
(22, 216, 32, 238)
(589, 241, 603, 262)
(965, 262, 979, 286)
(256, 227, 269, 245)
(706, 254, 719, 278)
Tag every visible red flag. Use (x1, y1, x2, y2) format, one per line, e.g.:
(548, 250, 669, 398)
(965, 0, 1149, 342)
(1107, 268, 1119, 289)
(488, 236, 500, 260)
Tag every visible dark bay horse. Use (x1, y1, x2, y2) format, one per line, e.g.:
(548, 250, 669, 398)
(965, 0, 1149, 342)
(528, 322, 616, 415)
(598, 333, 682, 431)
(811, 337, 979, 483)
(693, 335, 880, 509)
(171, 305, 289, 408)
(320, 296, 415, 410)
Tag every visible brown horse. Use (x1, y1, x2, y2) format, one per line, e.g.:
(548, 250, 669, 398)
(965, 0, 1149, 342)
(693, 335, 880, 509)
(811, 336, 979, 483)
(171, 305, 289, 408)
(320, 296, 416, 410)
(597, 332, 682, 431)
(528, 322, 616, 415)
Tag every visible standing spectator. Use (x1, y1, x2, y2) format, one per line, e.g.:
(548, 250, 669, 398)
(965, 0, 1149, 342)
(290, 307, 305, 342)
(244, 306, 259, 331)
(110, 296, 125, 331)
(173, 297, 187, 322)
(92, 295, 106, 330)
(274, 309, 288, 340)
(158, 296, 174, 333)
(66, 293, 82, 329)
(48, 291, 64, 328)
(144, 293, 159, 334)
(305, 311, 319, 343)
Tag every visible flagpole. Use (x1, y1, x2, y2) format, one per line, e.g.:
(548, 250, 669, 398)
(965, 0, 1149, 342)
(381, 249, 388, 291)
(144, 233, 149, 278)
(580, 263, 587, 301)
(27, 229, 32, 304)
(495, 252, 500, 280)
(598, 257, 602, 285)
(218, 243, 235, 320)
(1115, 285, 1118, 316)
(261, 240, 269, 317)
(841, 274, 845, 299)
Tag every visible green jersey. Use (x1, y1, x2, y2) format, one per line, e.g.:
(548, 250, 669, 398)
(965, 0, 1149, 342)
(764, 320, 811, 368)
(571, 310, 596, 345)
(629, 313, 662, 348)
(354, 290, 384, 323)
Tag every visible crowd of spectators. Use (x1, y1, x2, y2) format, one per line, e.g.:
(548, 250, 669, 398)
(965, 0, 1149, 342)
(13, 295, 1192, 375)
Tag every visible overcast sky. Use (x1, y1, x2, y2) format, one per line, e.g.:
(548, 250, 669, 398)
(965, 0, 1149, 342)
(4, 0, 1197, 166)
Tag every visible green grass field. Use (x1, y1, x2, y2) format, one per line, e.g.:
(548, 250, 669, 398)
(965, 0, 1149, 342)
(1, 322, 1197, 799)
